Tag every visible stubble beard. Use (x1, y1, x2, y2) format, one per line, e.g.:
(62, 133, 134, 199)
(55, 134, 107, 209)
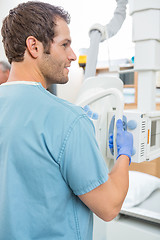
(46, 69, 69, 86)
(39, 64, 67, 87)
(41, 53, 69, 86)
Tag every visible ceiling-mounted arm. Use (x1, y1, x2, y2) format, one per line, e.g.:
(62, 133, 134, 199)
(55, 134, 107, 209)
(89, 0, 128, 42)
(84, 0, 128, 79)
(105, 0, 128, 39)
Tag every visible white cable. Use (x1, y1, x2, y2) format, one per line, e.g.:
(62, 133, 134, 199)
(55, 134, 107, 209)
(105, 0, 128, 39)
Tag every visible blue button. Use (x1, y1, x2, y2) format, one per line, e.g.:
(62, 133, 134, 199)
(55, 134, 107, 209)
(83, 105, 90, 112)
(92, 113, 98, 120)
(127, 120, 137, 130)
(87, 110, 92, 118)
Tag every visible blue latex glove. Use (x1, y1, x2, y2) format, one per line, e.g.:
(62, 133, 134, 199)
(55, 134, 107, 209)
(109, 134, 114, 155)
(109, 119, 133, 165)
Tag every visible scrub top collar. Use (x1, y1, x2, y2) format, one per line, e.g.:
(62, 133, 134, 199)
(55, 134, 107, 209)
(1, 81, 40, 86)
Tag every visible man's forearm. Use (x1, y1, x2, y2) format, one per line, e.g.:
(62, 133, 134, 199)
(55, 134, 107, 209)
(107, 155, 130, 212)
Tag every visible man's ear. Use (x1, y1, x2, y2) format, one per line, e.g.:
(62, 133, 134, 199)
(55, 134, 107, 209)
(26, 36, 39, 59)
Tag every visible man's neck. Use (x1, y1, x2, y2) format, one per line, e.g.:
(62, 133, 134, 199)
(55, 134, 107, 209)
(7, 61, 47, 89)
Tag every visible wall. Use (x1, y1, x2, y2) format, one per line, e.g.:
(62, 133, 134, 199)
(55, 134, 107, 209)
(129, 158, 160, 178)
(0, 0, 22, 61)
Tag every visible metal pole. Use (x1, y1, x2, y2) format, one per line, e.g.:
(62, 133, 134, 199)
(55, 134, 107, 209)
(138, 71, 156, 111)
(84, 30, 101, 80)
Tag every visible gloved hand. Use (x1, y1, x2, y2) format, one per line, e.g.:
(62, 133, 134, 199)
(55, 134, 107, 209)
(109, 119, 133, 165)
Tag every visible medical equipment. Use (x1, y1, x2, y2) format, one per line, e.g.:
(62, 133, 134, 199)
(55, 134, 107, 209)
(77, 0, 160, 163)
(76, 76, 160, 166)
(108, 110, 160, 163)
(77, 78, 160, 239)
(76, 0, 160, 239)
(76, 75, 124, 167)
(108, 1, 160, 238)
(84, 0, 128, 79)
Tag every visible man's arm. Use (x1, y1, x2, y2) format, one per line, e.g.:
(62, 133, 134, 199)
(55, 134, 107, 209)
(79, 155, 129, 221)
(79, 119, 133, 222)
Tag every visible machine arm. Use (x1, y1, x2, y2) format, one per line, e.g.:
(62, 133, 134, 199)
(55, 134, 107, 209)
(85, 0, 128, 79)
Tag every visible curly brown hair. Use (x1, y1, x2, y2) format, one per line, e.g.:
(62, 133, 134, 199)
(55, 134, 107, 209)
(1, 1, 70, 64)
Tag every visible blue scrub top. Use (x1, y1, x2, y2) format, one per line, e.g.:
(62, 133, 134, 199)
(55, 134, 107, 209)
(0, 82, 108, 240)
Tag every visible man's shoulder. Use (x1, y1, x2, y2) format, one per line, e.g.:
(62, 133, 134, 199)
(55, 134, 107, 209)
(51, 96, 86, 120)
(40, 88, 86, 122)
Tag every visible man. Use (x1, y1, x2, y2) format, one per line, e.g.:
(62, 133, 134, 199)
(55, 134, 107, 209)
(0, 61, 10, 84)
(0, 1, 133, 240)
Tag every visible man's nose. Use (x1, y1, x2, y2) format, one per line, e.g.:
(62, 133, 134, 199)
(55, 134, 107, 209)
(68, 47, 77, 61)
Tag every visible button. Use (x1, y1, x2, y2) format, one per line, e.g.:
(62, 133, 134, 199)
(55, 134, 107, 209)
(127, 120, 137, 130)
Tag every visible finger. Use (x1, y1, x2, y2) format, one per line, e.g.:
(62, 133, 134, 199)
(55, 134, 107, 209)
(109, 135, 113, 144)
(109, 139, 113, 145)
(109, 143, 113, 149)
(116, 119, 123, 132)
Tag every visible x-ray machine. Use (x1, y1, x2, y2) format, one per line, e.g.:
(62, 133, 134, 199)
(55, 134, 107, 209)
(76, 0, 160, 239)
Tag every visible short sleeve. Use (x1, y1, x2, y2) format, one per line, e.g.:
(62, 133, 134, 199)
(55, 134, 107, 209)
(59, 115, 108, 195)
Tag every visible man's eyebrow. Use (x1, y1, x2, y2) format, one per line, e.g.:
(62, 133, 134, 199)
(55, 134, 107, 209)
(62, 39, 72, 44)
